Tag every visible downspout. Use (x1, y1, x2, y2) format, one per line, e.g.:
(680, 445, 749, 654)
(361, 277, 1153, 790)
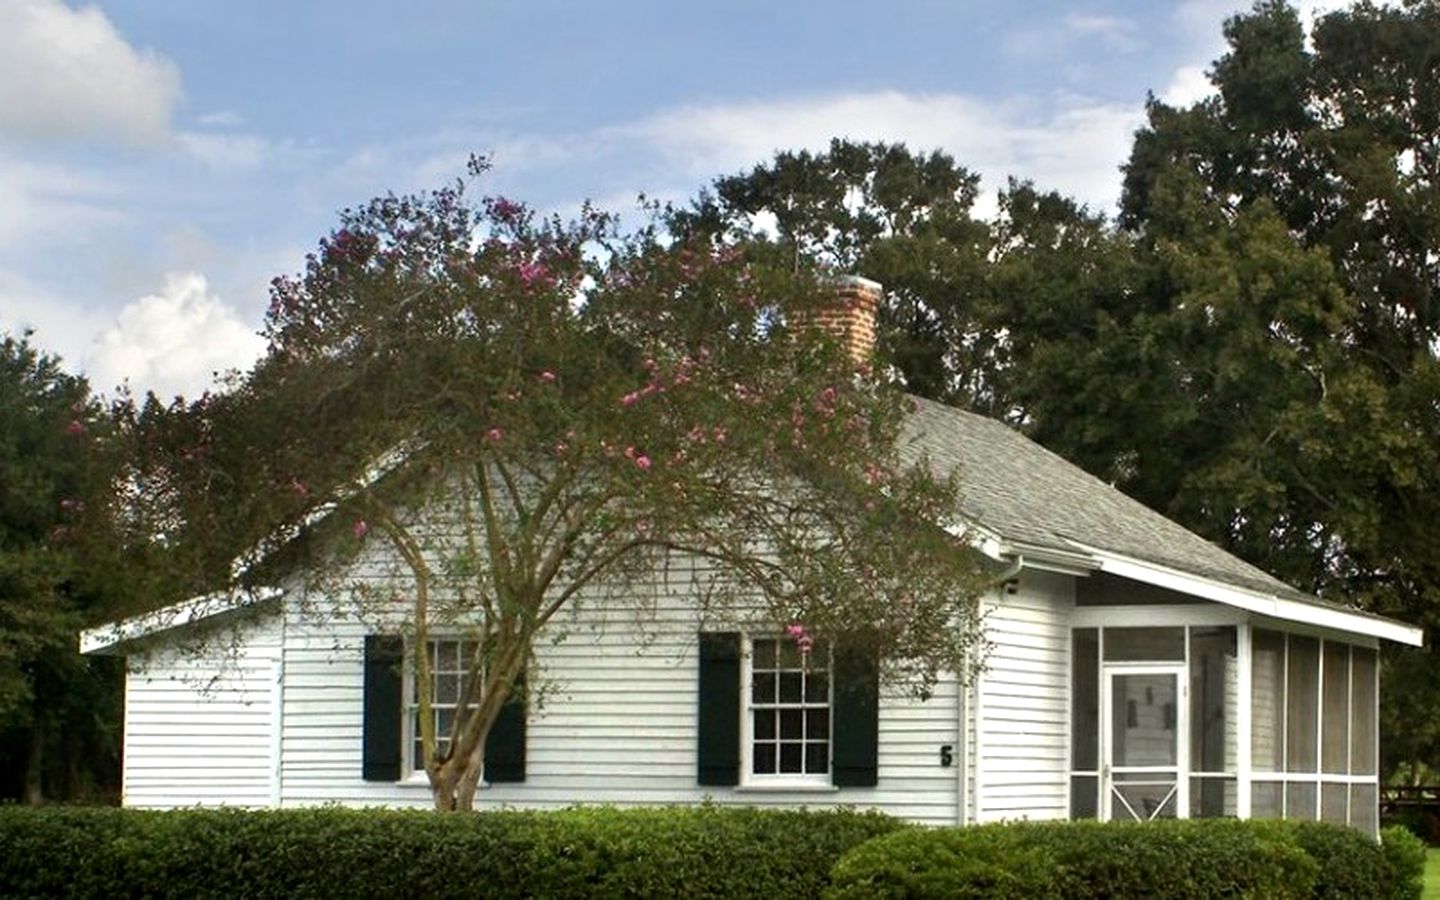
(963, 553, 1024, 824)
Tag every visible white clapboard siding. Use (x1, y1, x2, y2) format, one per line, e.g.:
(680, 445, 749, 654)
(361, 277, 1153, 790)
(973, 570, 1073, 822)
(121, 609, 281, 808)
(277, 551, 965, 825)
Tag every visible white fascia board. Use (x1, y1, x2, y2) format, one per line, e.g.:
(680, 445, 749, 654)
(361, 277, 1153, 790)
(80, 586, 284, 655)
(229, 438, 423, 579)
(1064, 539, 1423, 647)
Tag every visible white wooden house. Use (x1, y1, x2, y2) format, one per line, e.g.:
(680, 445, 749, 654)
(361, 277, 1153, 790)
(82, 279, 1422, 832)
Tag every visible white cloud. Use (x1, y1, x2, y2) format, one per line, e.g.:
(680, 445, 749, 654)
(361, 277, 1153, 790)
(1162, 65, 1215, 107)
(0, 152, 126, 246)
(0, 0, 182, 146)
(86, 272, 265, 400)
(175, 130, 271, 168)
(623, 90, 1144, 213)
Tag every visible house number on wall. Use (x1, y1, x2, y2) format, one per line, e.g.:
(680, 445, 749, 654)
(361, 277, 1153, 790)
(939, 745, 954, 767)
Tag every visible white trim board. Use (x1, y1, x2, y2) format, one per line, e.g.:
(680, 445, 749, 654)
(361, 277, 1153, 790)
(1062, 540, 1422, 647)
(80, 586, 285, 655)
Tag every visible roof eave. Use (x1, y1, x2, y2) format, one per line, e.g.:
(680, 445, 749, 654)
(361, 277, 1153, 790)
(80, 586, 285, 655)
(1063, 539, 1423, 647)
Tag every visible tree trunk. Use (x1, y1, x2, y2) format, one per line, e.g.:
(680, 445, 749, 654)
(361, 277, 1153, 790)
(22, 720, 45, 805)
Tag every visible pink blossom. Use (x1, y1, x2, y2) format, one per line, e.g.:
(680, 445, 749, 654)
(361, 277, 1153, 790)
(486, 428, 504, 443)
(620, 392, 639, 406)
(65, 420, 86, 436)
(517, 260, 547, 287)
(538, 370, 557, 383)
(352, 520, 369, 538)
(634, 454, 652, 471)
(291, 479, 310, 497)
(490, 196, 524, 223)
(624, 445, 637, 459)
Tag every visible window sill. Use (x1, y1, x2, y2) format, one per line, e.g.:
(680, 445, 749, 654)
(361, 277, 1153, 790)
(735, 782, 840, 794)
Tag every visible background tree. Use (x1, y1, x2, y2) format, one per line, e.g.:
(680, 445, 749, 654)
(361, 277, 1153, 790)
(149, 166, 990, 811)
(671, 140, 992, 402)
(1120, 0, 1440, 777)
(0, 334, 138, 803)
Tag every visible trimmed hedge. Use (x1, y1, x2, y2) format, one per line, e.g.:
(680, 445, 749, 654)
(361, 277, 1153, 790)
(0, 804, 900, 899)
(827, 819, 1426, 899)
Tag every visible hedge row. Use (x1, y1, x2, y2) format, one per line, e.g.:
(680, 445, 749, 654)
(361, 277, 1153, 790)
(0, 804, 900, 899)
(1, 806, 1424, 898)
(827, 818, 1427, 899)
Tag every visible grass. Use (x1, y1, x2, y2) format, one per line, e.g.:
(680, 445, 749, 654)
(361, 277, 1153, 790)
(1424, 848, 1440, 899)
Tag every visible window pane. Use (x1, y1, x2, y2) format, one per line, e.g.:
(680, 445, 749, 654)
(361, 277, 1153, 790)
(805, 742, 828, 774)
(1251, 630, 1286, 772)
(805, 672, 829, 703)
(1072, 629, 1099, 770)
(1350, 648, 1377, 775)
(1286, 636, 1319, 773)
(806, 708, 829, 739)
(778, 641, 800, 669)
(1285, 781, 1317, 820)
(753, 709, 775, 740)
(779, 672, 802, 703)
(753, 640, 776, 669)
(1190, 777, 1237, 818)
(754, 743, 776, 774)
(780, 709, 803, 739)
(779, 742, 802, 773)
(435, 673, 458, 705)
(752, 672, 776, 704)
(1252, 781, 1283, 818)
(436, 708, 455, 740)
(1190, 627, 1236, 774)
(1321, 643, 1350, 774)
(1321, 783, 1348, 825)
(1070, 775, 1098, 819)
(1350, 782, 1378, 836)
(1103, 627, 1185, 661)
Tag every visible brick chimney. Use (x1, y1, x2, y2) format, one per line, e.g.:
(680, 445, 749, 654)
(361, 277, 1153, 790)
(805, 275, 882, 367)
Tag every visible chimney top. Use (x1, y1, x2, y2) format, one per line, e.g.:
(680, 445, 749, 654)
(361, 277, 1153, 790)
(808, 275, 882, 367)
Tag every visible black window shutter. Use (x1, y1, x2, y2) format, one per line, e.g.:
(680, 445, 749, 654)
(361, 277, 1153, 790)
(362, 634, 404, 782)
(484, 672, 527, 783)
(697, 632, 741, 786)
(831, 642, 879, 787)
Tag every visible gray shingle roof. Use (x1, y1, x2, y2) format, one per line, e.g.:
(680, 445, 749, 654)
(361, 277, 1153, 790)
(902, 396, 1311, 601)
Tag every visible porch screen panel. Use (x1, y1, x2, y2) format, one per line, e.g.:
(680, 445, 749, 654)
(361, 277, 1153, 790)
(1285, 781, 1317, 820)
(1190, 627, 1237, 818)
(1351, 782, 1378, 836)
(1285, 636, 1319, 774)
(1070, 628, 1099, 819)
(1251, 629, 1285, 771)
(1321, 642, 1350, 774)
(1350, 647, 1377, 775)
(1321, 783, 1348, 825)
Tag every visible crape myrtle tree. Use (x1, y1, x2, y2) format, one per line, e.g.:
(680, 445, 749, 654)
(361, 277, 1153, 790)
(171, 161, 988, 811)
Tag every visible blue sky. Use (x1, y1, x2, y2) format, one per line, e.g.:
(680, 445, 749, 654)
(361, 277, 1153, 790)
(0, 0, 1344, 400)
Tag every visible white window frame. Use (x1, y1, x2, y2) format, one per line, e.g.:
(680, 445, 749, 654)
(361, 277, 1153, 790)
(740, 634, 833, 786)
(404, 636, 481, 779)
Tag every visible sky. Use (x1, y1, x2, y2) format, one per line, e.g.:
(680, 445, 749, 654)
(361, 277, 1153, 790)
(0, 0, 1351, 402)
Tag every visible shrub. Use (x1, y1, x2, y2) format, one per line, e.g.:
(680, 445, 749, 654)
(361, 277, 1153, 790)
(827, 818, 1440, 899)
(1380, 825, 1426, 900)
(0, 804, 900, 899)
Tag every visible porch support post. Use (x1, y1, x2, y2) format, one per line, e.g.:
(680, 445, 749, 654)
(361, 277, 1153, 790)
(1236, 622, 1252, 819)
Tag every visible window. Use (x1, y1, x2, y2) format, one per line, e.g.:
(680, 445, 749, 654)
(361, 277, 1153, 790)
(410, 638, 479, 770)
(361, 634, 525, 784)
(746, 636, 831, 781)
